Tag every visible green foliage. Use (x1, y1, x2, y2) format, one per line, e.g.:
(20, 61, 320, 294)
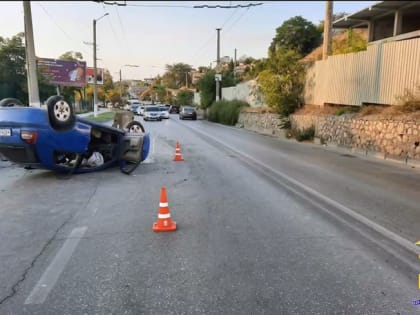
(208, 99, 249, 126)
(84, 111, 115, 123)
(332, 29, 367, 55)
(258, 47, 305, 116)
(269, 16, 322, 56)
(162, 63, 192, 89)
(198, 70, 216, 109)
(292, 126, 315, 142)
(0, 33, 27, 101)
(176, 90, 194, 105)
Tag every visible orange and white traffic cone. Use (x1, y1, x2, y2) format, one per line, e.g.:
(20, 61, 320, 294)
(153, 187, 177, 232)
(173, 141, 184, 161)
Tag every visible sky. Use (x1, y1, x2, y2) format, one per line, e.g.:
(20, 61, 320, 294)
(1, 1, 378, 81)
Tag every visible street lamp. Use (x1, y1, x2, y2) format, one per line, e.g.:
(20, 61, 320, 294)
(119, 64, 139, 100)
(93, 12, 109, 117)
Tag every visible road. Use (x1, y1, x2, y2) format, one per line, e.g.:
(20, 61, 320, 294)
(0, 114, 419, 314)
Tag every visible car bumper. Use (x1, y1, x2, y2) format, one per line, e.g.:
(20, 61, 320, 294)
(144, 116, 160, 120)
(181, 114, 197, 119)
(0, 143, 39, 164)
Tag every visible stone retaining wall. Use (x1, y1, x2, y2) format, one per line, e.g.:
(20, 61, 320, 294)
(237, 112, 286, 137)
(290, 114, 420, 160)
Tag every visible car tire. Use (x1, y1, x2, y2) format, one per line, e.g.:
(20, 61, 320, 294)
(126, 121, 145, 134)
(46, 95, 75, 131)
(0, 98, 24, 107)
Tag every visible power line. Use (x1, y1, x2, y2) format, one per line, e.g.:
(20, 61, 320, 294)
(37, 3, 72, 40)
(193, 3, 263, 9)
(37, 3, 91, 59)
(115, 5, 126, 41)
(224, 7, 251, 35)
(125, 3, 192, 8)
(189, 7, 240, 63)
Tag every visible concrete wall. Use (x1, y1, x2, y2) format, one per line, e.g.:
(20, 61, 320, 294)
(222, 80, 265, 108)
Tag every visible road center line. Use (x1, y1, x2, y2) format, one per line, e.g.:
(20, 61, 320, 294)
(24, 226, 88, 305)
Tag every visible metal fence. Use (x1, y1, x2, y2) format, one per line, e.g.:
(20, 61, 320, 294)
(304, 37, 420, 106)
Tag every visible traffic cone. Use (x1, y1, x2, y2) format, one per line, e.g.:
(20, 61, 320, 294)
(153, 187, 177, 232)
(173, 141, 184, 161)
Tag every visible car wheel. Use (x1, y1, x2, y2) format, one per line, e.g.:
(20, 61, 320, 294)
(46, 95, 75, 131)
(126, 120, 145, 134)
(0, 98, 24, 107)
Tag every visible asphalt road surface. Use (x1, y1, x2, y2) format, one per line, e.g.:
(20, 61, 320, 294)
(0, 114, 419, 314)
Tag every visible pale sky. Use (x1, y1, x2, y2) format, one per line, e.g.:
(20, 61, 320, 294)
(1, 1, 378, 81)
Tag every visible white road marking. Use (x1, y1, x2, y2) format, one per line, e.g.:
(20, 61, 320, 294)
(184, 124, 420, 257)
(24, 227, 88, 305)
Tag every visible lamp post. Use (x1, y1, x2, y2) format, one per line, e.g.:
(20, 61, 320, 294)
(93, 13, 109, 117)
(119, 64, 139, 100)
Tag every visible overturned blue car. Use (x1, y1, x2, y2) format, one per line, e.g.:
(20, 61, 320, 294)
(0, 95, 150, 175)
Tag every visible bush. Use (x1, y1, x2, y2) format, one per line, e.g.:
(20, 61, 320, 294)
(291, 126, 315, 142)
(208, 99, 249, 125)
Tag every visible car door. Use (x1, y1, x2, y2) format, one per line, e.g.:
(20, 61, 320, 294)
(118, 132, 150, 174)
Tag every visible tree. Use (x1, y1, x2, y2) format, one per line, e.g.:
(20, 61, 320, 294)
(269, 16, 322, 56)
(198, 70, 216, 109)
(258, 47, 305, 116)
(176, 90, 194, 106)
(0, 33, 27, 101)
(162, 63, 192, 89)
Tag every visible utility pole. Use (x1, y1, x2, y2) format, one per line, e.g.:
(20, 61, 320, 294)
(23, 1, 40, 107)
(119, 69, 122, 100)
(234, 48, 237, 79)
(322, 1, 333, 60)
(216, 28, 221, 66)
(215, 28, 221, 102)
(93, 13, 108, 117)
(185, 72, 188, 89)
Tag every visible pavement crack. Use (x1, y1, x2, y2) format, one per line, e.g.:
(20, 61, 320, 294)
(0, 212, 76, 307)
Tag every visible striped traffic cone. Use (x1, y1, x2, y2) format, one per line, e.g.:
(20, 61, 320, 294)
(173, 141, 184, 161)
(153, 187, 177, 232)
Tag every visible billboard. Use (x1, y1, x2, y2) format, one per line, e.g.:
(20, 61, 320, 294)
(86, 67, 104, 85)
(37, 58, 87, 87)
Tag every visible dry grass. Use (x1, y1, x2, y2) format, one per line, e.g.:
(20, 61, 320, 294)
(241, 107, 277, 114)
(294, 104, 341, 116)
(301, 29, 368, 63)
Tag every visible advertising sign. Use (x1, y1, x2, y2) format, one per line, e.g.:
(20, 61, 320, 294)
(86, 67, 104, 85)
(37, 58, 86, 87)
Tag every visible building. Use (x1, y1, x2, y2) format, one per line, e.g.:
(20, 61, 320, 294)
(333, 1, 420, 43)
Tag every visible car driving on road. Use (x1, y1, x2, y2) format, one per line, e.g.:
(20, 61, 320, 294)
(159, 106, 170, 119)
(179, 106, 197, 120)
(143, 106, 162, 121)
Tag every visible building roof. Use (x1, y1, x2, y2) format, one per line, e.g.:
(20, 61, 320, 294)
(333, 1, 420, 29)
